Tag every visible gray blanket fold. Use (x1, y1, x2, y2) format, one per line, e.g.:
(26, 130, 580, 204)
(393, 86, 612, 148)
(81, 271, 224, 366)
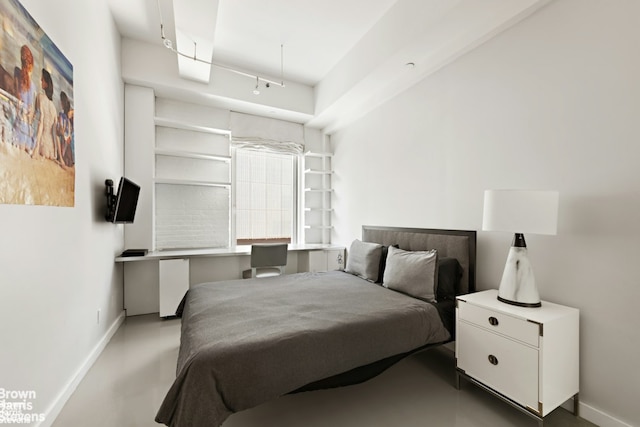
(156, 271, 451, 427)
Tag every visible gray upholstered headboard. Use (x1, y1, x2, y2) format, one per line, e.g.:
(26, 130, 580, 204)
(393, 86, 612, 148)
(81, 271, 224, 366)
(362, 225, 476, 295)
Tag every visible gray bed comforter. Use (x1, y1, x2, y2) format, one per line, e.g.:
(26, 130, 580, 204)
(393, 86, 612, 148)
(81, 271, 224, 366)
(155, 271, 451, 427)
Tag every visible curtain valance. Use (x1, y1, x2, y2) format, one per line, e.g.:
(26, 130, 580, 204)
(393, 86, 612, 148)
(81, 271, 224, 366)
(229, 112, 304, 154)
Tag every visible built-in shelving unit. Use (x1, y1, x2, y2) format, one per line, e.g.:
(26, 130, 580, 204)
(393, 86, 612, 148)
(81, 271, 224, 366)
(154, 115, 232, 188)
(153, 98, 232, 250)
(303, 148, 333, 244)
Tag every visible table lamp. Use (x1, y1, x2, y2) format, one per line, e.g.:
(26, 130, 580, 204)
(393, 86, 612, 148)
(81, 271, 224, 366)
(482, 190, 559, 307)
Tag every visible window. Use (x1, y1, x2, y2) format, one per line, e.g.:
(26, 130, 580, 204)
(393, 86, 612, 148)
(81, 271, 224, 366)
(235, 149, 297, 245)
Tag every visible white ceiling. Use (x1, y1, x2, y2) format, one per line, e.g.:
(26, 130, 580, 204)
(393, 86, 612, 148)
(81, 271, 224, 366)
(108, 0, 551, 131)
(108, 0, 399, 86)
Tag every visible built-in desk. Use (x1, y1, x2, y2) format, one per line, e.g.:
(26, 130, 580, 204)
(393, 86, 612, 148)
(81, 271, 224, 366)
(115, 244, 345, 317)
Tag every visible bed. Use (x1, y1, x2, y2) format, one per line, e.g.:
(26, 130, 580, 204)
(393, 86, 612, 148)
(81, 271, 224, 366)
(156, 226, 476, 427)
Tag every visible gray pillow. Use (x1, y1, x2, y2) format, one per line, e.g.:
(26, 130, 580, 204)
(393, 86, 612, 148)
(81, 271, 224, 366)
(383, 246, 438, 302)
(345, 239, 383, 282)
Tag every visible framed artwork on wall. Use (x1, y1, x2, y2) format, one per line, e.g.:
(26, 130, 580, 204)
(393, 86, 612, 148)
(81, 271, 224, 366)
(0, 0, 75, 207)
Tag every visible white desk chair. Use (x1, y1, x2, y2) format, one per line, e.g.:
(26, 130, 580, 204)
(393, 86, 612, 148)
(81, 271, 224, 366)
(242, 243, 288, 279)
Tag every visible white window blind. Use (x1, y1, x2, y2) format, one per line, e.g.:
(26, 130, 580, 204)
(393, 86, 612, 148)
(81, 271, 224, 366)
(230, 111, 304, 153)
(230, 112, 303, 245)
(235, 149, 294, 244)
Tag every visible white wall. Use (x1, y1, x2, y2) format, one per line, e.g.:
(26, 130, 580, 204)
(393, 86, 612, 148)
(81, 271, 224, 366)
(331, 1, 639, 426)
(0, 0, 125, 425)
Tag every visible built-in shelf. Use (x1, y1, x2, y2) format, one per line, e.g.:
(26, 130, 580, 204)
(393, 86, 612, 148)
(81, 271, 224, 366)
(155, 117, 231, 136)
(303, 147, 332, 245)
(155, 178, 231, 188)
(304, 151, 333, 158)
(304, 169, 333, 174)
(155, 149, 231, 162)
(304, 188, 333, 192)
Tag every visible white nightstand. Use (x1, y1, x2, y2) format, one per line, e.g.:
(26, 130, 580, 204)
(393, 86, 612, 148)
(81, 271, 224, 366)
(455, 289, 579, 426)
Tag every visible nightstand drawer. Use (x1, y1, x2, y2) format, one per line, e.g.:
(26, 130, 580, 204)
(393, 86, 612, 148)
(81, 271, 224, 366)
(457, 321, 539, 412)
(458, 300, 540, 347)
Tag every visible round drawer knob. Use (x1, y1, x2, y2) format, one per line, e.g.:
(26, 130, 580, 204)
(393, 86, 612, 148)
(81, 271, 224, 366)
(488, 316, 499, 326)
(488, 354, 499, 365)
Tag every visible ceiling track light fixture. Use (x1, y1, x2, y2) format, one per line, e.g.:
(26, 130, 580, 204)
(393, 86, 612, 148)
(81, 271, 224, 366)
(156, 0, 285, 88)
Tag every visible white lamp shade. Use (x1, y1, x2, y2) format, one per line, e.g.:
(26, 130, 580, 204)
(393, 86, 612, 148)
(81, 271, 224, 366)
(483, 190, 559, 235)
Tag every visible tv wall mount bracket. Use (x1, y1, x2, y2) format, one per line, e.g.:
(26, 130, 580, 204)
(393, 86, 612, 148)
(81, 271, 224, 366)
(105, 179, 116, 222)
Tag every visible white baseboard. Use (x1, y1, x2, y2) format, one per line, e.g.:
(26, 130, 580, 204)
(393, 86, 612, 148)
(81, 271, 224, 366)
(577, 401, 634, 427)
(37, 311, 126, 427)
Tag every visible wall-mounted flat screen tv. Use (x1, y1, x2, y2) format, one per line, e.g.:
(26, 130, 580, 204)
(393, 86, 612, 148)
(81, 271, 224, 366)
(111, 177, 140, 224)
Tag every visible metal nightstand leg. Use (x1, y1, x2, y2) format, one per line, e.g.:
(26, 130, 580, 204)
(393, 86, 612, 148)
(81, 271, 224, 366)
(456, 368, 547, 427)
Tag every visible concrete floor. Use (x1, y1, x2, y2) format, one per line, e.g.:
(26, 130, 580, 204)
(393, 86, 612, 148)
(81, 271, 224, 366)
(52, 314, 597, 427)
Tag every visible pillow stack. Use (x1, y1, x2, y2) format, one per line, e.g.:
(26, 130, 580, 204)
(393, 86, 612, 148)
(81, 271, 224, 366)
(344, 239, 462, 302)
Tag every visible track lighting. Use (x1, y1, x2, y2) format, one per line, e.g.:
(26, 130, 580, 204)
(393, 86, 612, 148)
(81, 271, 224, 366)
(156, 0, 285, 90)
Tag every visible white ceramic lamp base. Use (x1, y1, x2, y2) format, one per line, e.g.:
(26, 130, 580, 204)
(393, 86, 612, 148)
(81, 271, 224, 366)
(497, 234, 541, 307)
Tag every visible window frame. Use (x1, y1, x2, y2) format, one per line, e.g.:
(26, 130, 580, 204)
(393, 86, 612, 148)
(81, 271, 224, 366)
(231, 146, 300, 246)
